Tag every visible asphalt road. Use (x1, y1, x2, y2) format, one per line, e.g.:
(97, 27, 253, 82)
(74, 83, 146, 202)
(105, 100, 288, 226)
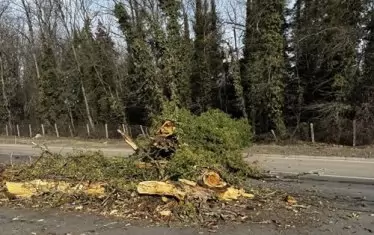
(246, 153, 374, 182)
(2, 144, 374, 183)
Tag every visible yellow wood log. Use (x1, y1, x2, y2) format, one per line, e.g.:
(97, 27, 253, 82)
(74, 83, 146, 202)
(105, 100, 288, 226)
(200, 171, 227, 189)
(137, 181, 186, 200)
(218, 187, 255, 201)
(156, 120, 176, 137)
(5, 180, 105, 198)
(137, 179, 254, 202)
(117, 129, 139, 151)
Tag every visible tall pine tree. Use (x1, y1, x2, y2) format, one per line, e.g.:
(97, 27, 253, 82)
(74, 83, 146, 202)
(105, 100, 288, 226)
(243, 0, 287, 136)
(37, 32, 66, 126)
(114, 2, 163, 124)
(291, 0, 363, 142)
(362, 8, 374, 99)
(158, 0, 192, 108)
(191, 0, 224, 113)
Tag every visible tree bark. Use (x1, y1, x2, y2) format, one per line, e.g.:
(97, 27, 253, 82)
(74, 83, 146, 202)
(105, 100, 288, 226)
(20, 0, 41, 81)
(0, 56, 12, 129)
(71, 45, 95, 131)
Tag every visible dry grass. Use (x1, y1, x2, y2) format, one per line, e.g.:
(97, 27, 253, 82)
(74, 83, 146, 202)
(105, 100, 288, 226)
(0, 136, 125, 148)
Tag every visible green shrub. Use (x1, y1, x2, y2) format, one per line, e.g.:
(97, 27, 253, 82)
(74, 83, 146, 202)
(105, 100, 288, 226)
(154, 101, 252, 152)
(13, 151, 158, 185)
(165, 147, 217, 180)
(13, 102, 260, 187)
(165, 147, 261, 184)
(151, 101, 259, 184)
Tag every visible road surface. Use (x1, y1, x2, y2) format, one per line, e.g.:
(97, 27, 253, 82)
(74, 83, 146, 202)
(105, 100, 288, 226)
(246, 153, 374, 182)
(2, 144, 374, 182)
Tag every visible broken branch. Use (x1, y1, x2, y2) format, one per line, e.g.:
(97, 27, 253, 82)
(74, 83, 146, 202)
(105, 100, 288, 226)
(117, 129, 139, 151)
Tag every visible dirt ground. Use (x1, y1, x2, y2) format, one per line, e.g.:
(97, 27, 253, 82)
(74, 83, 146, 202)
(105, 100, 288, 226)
(0, 179, 373, 235)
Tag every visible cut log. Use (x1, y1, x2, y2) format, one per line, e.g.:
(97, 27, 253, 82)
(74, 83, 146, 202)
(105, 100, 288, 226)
(137, 180, 214, 201)
(117, 129, 139, 151)
(156, 120, 176, 137)
(218, 187, 254, 201)
(199, 171, 228, 189)
(137, 181, 186, 200)
(5, 180, 105, 198)
(137, 177, 254, 202)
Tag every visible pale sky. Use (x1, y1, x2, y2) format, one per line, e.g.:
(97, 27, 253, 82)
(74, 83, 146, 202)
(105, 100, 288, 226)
(3, 0, 297, 53)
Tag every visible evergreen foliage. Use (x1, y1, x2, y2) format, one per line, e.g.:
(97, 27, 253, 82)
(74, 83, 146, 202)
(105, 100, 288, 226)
(1, 0, 374, 145)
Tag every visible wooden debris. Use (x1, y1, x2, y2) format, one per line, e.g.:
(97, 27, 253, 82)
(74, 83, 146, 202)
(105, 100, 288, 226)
(135, 161, 168, 169)
(218, 187, 254, 201)
(285, 195, 297, 205)
(137, 172, 254, 202)
(155, 120, 176, 137)
(137, 180, 213, 201)
(148, 120, 179, 160)
(134, 161, 153, 169)
(199, 171, 227, 189)
(119, 120, 178, 161)
(178, 179, 197, 187)
(159, 210, 172, 217)
(5, 180, 105, 198)
(180, 180, 216, 201)
(117, 129, 139, 151)
(137, 181, 186, 200)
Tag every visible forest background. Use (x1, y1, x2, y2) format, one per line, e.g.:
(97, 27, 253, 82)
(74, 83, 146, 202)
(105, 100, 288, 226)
(1, 0, 374, 145)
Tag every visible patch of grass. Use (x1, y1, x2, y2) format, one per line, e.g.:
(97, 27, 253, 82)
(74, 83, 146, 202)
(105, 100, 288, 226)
(7, 150, 158, 191)
(0, 136, 124, 148)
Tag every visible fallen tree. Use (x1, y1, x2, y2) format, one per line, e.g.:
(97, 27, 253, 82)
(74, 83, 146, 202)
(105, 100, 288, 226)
(116, 102, 261, 183)
(0, 102, 267, 226)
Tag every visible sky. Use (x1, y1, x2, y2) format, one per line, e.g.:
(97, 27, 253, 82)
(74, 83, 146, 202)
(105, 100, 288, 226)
(89, 0, 297, 42)
(3, 0, 297, 52)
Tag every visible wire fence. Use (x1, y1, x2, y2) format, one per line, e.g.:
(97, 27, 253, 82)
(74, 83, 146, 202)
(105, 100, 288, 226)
(0, 123, 150, 140)
(0, 119, 366, 146)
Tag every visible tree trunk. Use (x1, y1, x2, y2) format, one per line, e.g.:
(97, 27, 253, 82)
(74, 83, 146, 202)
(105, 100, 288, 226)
(81, 81, 95, 131)
(71, 45, 95, 131)
(21, 0, 40, 81)
(67, 104, 75, 131)
(232, 27, 248, 120)
(0, 56, 12, 129)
